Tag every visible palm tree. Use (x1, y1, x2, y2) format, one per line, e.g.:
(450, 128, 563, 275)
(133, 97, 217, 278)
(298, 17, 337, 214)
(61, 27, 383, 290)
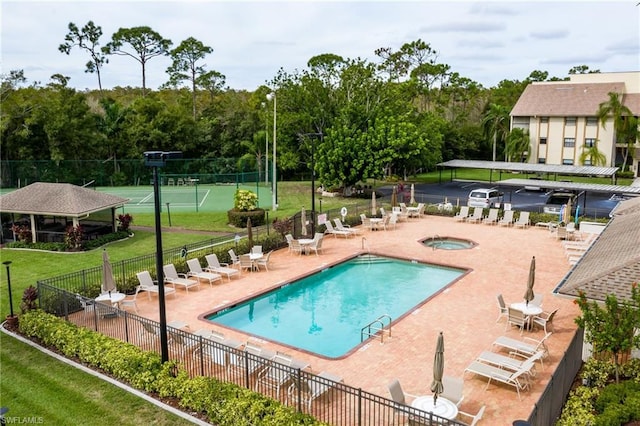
(482, 103, 510, 162)
(578, 140, 607, 166)
(505, 128, 531, 162)
(596, 92, 634, 171)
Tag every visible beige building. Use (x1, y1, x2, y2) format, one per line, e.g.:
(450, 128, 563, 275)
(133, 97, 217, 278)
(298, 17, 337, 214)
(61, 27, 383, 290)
(510, 71, 640, 176)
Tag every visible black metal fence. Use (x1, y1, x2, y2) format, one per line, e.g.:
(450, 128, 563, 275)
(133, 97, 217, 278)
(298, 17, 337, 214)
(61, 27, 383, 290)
(526, 328, 583, 426)
(29, 197, 586, 425)
(39, 281, 465, 426)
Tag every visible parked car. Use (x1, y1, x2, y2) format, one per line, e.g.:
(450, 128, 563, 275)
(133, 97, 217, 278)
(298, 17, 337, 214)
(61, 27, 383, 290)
(468, 188, 504, 208)
(543, 191, 578, 215)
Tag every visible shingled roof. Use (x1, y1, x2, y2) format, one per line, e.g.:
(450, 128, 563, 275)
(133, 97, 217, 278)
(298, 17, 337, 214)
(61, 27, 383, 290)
(555, 196, 640, 303)
(510, 81, 629, 117)
(0, 182, 128, 217)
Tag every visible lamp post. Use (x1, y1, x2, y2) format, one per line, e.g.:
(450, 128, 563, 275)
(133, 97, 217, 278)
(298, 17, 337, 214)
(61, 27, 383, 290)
(144, 150, 182, 363)
(3, 261, 14, 318)
(262, 102, 268, 186)
(299, 132, 323, 235)
(266, 92, 277, 210)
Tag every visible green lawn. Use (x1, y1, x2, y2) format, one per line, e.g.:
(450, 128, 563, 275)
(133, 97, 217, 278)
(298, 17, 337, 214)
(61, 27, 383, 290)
(0, 333, 195, 425)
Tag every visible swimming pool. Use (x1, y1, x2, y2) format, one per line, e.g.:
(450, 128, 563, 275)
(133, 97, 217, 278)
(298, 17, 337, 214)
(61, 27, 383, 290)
(205, 255, 467, 359)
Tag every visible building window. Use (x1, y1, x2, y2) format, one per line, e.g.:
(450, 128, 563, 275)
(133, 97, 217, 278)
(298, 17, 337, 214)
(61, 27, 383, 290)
(586, 117, 598, 126)
(539, 137, 547, 145)
(585, 138, 596, 148)
(583, 159, 592, 166)
(564, 138, 576, 147)
(541, 117, 549, 123)
(563, 159, 574, 165)
(565, 117, 577, 126)
(538, 158, 546, 164)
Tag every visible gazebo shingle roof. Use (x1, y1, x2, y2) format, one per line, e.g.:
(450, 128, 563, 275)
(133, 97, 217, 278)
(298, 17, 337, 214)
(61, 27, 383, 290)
(0, 182, 128, 217)
(556, 196, 640, 302)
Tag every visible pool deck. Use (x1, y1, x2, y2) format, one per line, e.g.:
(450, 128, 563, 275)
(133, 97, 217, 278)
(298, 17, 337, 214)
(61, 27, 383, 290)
(133, 214, 580, 425)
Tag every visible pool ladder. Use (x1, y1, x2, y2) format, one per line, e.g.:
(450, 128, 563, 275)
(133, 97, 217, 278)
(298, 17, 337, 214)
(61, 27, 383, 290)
(431, 234, 441, 250)
(361, 314, 392, 344)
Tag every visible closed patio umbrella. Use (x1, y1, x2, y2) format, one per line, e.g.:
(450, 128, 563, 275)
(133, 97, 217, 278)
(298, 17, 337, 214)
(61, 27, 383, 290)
(391, 185, 397, 207)
(524, 256, 535, 306)
(430, 331, 445, 405)
(410, 184, 416, 205)
(300, 207, 307, 236)
(101, 249, 116, 294)
(371, 191, 377, 216)
(247, 217, 253, 247)
(564, 198, 573, 224)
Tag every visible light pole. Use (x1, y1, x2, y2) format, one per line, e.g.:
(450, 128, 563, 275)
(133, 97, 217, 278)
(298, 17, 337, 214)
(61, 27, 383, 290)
(262, 102, 268, 186)
(266, 92, 277, 210)
(299, 132, 323, 235)
(144, 150, 182, 363)
(3, 261, 14, 318)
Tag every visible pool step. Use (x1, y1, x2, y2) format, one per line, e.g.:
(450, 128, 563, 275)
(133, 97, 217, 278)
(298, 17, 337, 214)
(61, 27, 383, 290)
(352, 255, 392, 264)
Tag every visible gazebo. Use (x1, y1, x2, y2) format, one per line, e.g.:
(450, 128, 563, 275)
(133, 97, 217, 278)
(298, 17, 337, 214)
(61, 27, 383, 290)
(0, 182, 129, 244)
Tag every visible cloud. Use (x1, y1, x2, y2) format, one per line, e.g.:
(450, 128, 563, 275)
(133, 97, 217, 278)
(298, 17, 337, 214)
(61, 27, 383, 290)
(530, 30, 570, 40)
(421, 21, 506, 33)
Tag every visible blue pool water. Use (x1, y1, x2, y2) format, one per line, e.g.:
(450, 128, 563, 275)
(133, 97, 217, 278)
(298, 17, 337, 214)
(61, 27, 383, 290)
(206, 255, 466, 358)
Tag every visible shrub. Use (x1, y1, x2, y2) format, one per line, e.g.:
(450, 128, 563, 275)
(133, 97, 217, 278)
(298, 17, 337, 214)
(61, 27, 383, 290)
(17, 310, 322, 425)
(64, 225, 84, 250)
(272, 217, 293, 237)
(20, 285, 38, 313)
(234, 189, 258, 211)
(117, 213, 133, 233)
(10, 224, 32, 242)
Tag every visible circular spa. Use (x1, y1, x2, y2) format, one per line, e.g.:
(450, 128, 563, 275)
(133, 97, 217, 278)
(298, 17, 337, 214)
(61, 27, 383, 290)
(422, 236, 477, 250)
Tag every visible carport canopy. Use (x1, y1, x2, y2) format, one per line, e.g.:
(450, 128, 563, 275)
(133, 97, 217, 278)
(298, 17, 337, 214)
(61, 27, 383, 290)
(436, 160, 640, 195)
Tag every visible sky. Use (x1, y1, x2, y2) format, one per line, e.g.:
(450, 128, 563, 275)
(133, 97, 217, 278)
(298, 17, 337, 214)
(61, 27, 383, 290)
(2, 0, 639, 92)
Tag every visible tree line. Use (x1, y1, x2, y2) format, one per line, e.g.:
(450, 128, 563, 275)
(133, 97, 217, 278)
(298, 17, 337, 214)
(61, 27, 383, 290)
(1, 21, 602, 189)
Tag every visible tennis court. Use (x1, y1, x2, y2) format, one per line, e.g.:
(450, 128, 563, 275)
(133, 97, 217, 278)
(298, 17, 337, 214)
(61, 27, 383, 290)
(98, 183, 272, 213)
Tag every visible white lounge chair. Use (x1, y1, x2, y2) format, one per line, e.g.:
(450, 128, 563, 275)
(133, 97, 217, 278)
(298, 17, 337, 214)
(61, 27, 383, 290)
(255, 352, 295, 396)
(136, 271, 176, 300)
(464, 359, 533, 400)
(476, 350, 544, 377)
(324, 220, 352, 238)
(454, 206, 470, 222)
(492, 332, 552, 366)
(204, 253, 240, 281)
(467, 207, 484, 224)
(334, 218, 360, 235)
(498, 210, 515, 227)
(163, 263, 201, 293)
(482, 208, 499, 225)
(286, 371, 343, 411)
(186, 259, 223, 286)
(514, 211, 530, 229)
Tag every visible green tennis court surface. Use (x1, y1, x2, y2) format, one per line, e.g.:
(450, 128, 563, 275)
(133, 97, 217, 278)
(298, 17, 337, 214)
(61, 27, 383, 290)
(97, 183, 272, 213)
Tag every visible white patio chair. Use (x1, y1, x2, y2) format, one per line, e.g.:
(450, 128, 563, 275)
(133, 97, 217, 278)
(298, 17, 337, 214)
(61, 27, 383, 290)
(457, 405, 486, 426)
